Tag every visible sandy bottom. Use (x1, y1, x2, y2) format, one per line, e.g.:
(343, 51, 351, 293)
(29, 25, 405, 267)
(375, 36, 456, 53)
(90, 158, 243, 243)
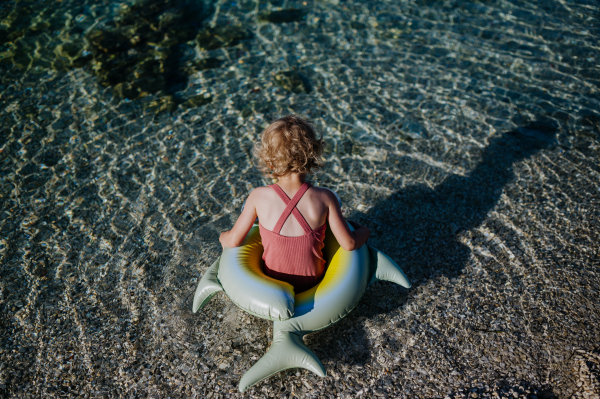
(1, 0, 599, 397)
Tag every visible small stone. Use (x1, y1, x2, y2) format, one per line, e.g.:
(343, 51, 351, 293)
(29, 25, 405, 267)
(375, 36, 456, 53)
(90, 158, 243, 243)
(273, 70, 309, 93)
(218, 361, 230, 370)
(182, 94, 212, 108)
(240, 107, 253, 118)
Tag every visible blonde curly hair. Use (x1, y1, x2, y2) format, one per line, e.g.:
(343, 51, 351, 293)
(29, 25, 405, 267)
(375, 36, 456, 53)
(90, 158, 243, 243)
(253, 115, 323, 178)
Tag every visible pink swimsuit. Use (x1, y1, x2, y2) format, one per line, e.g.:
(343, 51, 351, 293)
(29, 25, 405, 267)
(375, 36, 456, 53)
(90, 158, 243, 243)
(259, 182, 327, 294)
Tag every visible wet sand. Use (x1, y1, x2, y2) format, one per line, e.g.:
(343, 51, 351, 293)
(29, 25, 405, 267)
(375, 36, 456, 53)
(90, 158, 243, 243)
(1, 0, 599, 398)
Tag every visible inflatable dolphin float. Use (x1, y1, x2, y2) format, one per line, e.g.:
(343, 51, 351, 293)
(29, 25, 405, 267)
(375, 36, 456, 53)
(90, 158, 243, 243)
(192, 222, 410, 392)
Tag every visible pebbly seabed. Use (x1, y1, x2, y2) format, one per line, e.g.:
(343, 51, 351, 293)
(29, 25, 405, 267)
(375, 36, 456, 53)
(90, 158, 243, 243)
(1, 0, 599, 398)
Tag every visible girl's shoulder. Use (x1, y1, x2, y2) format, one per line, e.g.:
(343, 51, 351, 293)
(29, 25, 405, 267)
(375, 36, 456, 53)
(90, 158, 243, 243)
(252, 186, 273, 194)
(309, 186, 341, 206)
(248, 186, 276, 200)
(309, 185, 335, 195)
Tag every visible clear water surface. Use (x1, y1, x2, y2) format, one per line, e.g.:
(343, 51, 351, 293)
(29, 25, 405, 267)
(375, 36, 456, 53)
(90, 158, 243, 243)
(0, 0, 599, 397)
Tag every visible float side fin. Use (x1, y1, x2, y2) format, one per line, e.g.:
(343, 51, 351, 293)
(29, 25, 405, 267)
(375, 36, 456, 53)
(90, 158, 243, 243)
(368, 246, 411, 288)
(239, 331, 325, 392)
(192, 257, 223, 313)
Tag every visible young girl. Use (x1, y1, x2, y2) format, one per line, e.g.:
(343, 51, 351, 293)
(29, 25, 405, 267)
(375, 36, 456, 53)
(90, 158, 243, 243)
(219, 115, 370, 293)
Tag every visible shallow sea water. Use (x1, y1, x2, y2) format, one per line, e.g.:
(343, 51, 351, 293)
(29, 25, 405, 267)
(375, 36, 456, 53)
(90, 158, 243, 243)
(1, 0, 599, 398)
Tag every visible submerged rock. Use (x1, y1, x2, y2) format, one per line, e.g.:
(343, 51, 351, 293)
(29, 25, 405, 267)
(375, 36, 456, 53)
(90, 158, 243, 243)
(196, 25, 252, 50)
(55, 42, 82, 59)
(86, 29, 130, 55)
(144, 95, 178, 114)
(182, 57, 224, 74)
(258, 9, 307, 23)
(0, 3, 88, 71)
(1, 36, 35, 68)
(273, 70, 310, 93)
(0, 28, 8, 45)
(54, 41, 92, 69)
(85, 0, 212, 99)
(0, 0, 253, 106)
(182, 94, 213, 108)
(113, 83, 140, 100)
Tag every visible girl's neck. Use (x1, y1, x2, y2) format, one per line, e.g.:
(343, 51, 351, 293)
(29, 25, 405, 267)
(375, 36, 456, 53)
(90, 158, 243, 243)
(275, 173, 307, 190)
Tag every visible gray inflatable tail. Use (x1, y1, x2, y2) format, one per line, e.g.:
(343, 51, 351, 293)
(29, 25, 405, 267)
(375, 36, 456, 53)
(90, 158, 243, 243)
(368, 246, 411, 288)
(193, 257, 223, 313)
(239, 331, 325, 392)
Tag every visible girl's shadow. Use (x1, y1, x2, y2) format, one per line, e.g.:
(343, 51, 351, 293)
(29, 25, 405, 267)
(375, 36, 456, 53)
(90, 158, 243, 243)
(315, 119, 557, 367)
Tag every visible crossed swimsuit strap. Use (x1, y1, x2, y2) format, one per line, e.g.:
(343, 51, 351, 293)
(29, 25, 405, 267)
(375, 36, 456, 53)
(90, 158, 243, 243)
(270, 182, 313, 235)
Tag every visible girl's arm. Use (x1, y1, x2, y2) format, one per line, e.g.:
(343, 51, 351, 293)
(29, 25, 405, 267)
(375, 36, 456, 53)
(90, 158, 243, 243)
(219, 190, 259, 248)
(325, 191, 370, 251)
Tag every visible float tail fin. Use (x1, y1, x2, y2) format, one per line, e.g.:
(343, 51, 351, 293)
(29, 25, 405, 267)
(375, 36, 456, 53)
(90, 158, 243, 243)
(239, 331, 325, 392)
(192, 257, 223, 313)
(368, 246, 411, 288)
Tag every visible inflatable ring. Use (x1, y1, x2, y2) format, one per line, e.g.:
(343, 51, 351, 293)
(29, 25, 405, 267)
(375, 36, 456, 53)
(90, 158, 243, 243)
(193, 222, 410, 392)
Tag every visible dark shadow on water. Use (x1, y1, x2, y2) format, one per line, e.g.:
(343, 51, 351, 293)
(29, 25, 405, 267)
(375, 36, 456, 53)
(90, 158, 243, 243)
(315, 119, 557, 370)
(365, 119, 557, 288)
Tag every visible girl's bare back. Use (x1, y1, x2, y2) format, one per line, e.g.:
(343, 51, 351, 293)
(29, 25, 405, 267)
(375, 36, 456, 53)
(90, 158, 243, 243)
(254, 184, 330, 237)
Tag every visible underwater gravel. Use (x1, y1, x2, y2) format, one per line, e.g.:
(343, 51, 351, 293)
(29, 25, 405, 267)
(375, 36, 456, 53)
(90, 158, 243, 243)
(1, 0, 599, 398)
